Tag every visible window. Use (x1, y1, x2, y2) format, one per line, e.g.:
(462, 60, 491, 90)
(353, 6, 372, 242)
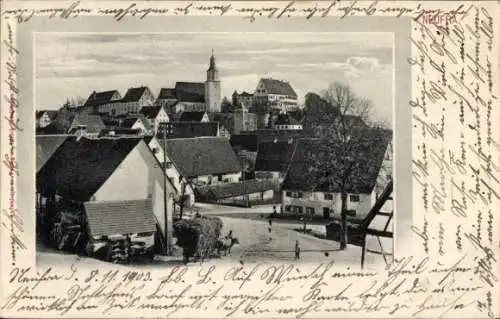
(217, 175, 223, 182)
(289, 192, 303, 198)
(349, 194, 360, 202)
(306, 207, 315, 215)
(324, 193, 333, 200)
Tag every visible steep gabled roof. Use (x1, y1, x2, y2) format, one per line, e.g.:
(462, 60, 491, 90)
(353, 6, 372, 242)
(282, 129, 392, 194)
(259, 78, 297, 97)
(121, 86, 151, 103)
(36, 135, 69, 172)
(175, 82, 205, 95)
(157, 88, 177, 100)
(175, 82, 205, 103)
(85, 199, 156, 237)
(179, 111, 207, 122)
(70, 114, 105, 134)
(196, 179, 275, 201)
(255, 140, 297, 172)
(84, 90, 121, 107)
(37, 137, 142, 201)
(164, 137, 241, 177)
(139, 106, 164, 119)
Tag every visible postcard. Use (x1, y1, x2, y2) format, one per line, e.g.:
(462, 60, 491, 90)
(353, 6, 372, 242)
(0, 1, 499, 318)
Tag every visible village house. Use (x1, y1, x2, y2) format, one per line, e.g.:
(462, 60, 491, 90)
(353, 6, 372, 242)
(82, 90, 122, 114)
(254, 139, 297, 189)
(36, 135, 70, 173)
(139, 105, 170, 133)
(281, 130, 392, 220)
(118, 114, 152, 135)
(145, 135, 196, 208)
(162, 137, 242, 187)
(68, 113, 106, 138)
(158, 83, 206, 114)
(253, 78, 298, 113)
(97, 86, 155, 115)
(208, 109, 258, 136)
(36, 137, 178, 259)
(195, 179, 275, 206)
(239, 128, 313, 144)
(36, 110, 59, 128)
(232, 91, 254, 109)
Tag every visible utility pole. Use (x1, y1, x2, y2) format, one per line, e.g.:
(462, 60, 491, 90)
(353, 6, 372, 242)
(162, 122, 173, 255)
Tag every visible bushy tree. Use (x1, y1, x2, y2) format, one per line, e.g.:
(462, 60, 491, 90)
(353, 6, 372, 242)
(306, 82, 378, 250)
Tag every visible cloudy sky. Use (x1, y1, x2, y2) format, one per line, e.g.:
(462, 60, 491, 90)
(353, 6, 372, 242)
(35, 32, 393, 123)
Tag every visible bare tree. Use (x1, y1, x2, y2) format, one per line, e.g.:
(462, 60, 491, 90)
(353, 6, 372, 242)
(306, 82, 385, 250)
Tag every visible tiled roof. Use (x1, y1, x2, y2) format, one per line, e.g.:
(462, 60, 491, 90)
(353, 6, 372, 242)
(157, 122, 218, 139)
(230, 134, 259, 152)
(259, 78, 297, 97)
(241, 129, 314, 143)
(175, 82, 205, 103)
(282, 129, 392, 194)
(36, 135, 69, 172)
(164, 137, 241, 177)
(179, 111, 207, 122)
(84, 90, 121, 107)
(70, 114, 106, 134)
(239, 91, 253, 97)
(37, 137, 142, 201)
(157, 88, 177, 100)
(84, 199, 156, 237)
(121, 86, 150, 103)
(119, 114, 151, 130)
(196, 179, 275, 200)
(139, 106, 163, 119)
(255, 140, 297, 172)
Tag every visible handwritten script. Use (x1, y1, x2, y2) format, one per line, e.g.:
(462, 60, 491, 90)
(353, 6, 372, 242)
(0, 256, 494, 318)
(0, 0, 499, 318)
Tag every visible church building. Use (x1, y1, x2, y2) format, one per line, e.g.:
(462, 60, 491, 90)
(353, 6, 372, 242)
(156, 51, 222, 114)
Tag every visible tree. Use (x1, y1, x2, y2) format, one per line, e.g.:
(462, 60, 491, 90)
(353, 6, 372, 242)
(221, 97, 234, 113)
(231, 91, 242, 109)
(306, 82, 379, 250)
(52, 108, 75, 133)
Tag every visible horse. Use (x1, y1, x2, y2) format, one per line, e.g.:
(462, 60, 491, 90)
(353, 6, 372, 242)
(216, 237, 240, 256)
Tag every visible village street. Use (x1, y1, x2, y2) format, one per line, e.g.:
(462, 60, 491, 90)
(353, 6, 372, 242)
(37, 203, 383, 270)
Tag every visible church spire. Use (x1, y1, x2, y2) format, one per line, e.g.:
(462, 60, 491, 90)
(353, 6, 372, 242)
(208, 49, 217, 71)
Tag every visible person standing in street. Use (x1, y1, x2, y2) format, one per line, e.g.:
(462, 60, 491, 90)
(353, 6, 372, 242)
(295, 240, 301, 260)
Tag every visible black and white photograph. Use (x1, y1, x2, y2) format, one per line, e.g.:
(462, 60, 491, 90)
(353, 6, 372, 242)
(35, 31, 394, 268)
(3, 1, 499, 318)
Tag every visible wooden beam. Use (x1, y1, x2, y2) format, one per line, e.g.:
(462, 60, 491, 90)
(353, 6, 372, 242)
(365, 229, 393, 238)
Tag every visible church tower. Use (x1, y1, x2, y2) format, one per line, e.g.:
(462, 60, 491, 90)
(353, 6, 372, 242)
(205, 50, 222, 113)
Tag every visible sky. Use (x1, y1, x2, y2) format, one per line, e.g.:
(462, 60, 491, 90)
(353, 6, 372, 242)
(35, 32, 393, 124)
